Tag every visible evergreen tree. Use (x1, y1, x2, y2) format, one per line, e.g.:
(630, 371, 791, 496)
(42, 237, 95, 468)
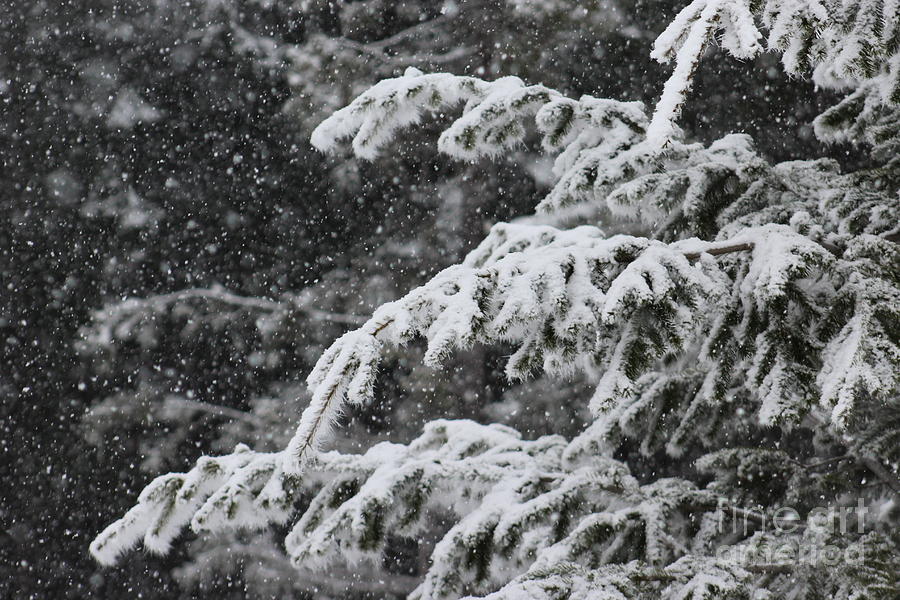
(90, 1, 898, 598)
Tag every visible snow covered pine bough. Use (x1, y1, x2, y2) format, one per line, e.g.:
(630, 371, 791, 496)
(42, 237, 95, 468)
(92, 2, 900, 599)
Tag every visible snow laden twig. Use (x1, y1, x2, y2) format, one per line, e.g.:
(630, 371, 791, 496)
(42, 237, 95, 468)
(312, 68, 775, 237)
(284, 321, 390, 473)
(89, 441, 387, 566)
(648, 0, 762, 146)
(311, 66, 563, 160)
(90, 445, 263, 565)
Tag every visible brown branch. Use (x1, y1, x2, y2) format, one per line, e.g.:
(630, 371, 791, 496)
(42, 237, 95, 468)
(372, 318, 395, 336)
(683, 242, 754, 261)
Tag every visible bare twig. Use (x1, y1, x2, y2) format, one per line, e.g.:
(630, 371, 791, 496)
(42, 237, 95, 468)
(683, 242, 754, 261)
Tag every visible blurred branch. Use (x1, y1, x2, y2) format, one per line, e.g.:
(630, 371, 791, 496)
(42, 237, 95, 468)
(163, 397, 266, 426)
(402, 47, 474, 65)
(333, 35, 474, 66)
(366, 11, 458, 50)
(145, 287, 283, 311)
(99, 286, 367, 325)
(292, 565, 420, 597)
(328, 8, 473, 67)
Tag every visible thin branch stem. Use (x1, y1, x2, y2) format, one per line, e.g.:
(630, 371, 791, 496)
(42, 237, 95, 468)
(683, 242, 754, 261)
